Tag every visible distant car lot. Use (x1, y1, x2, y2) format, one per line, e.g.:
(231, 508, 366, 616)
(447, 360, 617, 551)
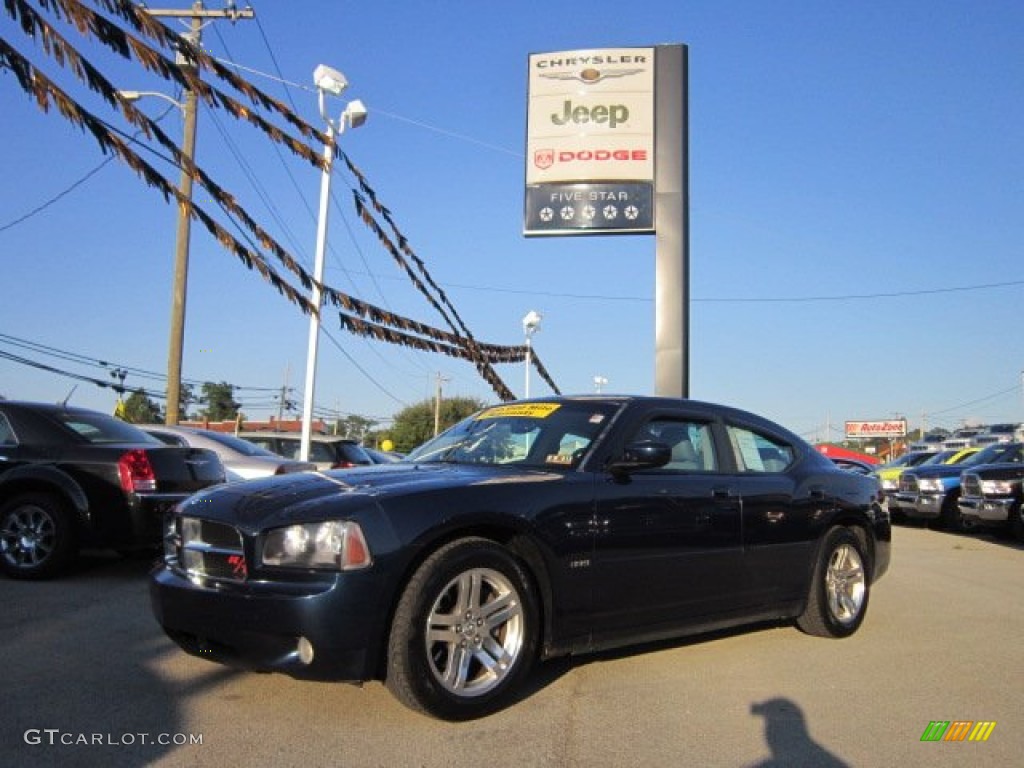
(1, 525, 1020, 766)
(142, 425, 315, 480)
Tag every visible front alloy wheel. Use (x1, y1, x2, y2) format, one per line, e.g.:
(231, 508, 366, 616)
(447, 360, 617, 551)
(425, 566, 526, 698)
(387, 538, 538, 719)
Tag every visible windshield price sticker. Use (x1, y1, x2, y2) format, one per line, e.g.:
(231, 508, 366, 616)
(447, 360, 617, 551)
(476, 403, 562, 420)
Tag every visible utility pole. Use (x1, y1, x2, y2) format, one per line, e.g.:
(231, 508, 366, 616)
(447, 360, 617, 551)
(145, 2, 254, 424)
(433, 372, 450, 436)
(276, 364, 291, 427)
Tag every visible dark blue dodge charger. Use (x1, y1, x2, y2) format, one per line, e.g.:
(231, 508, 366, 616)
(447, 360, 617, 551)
(150, 396, 890, 719)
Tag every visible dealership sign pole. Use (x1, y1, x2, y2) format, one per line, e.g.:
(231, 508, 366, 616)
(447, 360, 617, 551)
(524, 44, 689, 397)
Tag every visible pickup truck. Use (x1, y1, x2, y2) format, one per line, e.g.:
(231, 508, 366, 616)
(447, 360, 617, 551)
(896, 443, 1022, 531)
(958, 453, 1024, 540)
(0, 401, 225, 579)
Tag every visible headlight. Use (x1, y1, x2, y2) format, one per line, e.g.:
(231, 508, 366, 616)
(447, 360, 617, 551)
(980, 479, 1015, 495)
(880, 478, 897, 490)
(918, 478, 943, 492)
(262, 521, 372, 570)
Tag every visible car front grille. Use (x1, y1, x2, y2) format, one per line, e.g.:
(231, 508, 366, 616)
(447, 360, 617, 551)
(961, 474, 982, 497)
(899, 475, 919, 493)
(166, 516, 247, 583)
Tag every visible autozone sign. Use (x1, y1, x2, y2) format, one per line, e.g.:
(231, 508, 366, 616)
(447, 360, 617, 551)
(845, 420, 908, 439)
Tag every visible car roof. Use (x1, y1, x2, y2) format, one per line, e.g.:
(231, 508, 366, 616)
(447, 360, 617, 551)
(238, 432, 357, 443)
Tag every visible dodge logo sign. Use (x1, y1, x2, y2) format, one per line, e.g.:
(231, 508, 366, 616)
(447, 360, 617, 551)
(534, 149, 554, 170)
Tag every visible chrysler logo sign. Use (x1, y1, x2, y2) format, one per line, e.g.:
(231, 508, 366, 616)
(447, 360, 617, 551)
(539, 67, 645, 84)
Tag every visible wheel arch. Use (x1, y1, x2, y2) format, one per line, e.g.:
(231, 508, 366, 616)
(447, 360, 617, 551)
(0, 467, 89, 523)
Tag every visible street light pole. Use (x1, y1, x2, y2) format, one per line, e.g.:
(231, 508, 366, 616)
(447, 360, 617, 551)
(299, 66, 367, 462)
(299, 117, 337, 461)
(522, 310, 542, 399)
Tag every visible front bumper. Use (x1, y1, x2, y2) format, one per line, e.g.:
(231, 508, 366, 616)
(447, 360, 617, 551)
(149, 563, 388, 682)
(965, 497, 1015, 526)
(904, 492, 944, 520)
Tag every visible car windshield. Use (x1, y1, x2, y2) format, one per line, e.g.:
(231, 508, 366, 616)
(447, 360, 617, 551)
(961, 443, 1023, 466)
(54, 410, 161, 445)
(880, 452, 930, 470)
(406, 401, 620, 469)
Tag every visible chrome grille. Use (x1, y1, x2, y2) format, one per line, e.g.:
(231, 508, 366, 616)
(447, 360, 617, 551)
(961, 474, 982, 497)
(899, 474, 918, 493)
(167, 516, 247, 583)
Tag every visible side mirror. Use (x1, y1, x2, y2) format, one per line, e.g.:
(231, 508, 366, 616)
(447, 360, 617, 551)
(607, 440, 671, 478)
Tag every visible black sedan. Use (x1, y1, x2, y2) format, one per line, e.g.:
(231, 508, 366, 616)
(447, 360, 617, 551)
(150, 396, 890, 719)
(0, 401, 226, 579)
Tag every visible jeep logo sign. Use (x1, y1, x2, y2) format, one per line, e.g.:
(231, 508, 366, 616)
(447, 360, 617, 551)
(550, 100, 630, 128)
(525, 47, 657, 235)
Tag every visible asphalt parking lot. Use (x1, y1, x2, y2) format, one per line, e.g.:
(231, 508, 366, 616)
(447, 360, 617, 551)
(2, 525, 1021, 768)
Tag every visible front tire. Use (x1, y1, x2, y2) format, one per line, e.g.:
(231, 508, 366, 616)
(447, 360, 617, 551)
(940, 492, 971, 532)
(0, 492, 78, 580)
(797, 526, 870, 638)
(386, 538, 538, 720)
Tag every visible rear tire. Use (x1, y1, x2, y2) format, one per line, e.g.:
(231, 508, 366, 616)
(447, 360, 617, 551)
(797, 526, 870, 638)
(0, 492, 78, 580)
(386, 538, 538, 720)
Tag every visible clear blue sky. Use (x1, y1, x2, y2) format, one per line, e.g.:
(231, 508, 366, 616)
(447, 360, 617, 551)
(2, 1, 1022, 440)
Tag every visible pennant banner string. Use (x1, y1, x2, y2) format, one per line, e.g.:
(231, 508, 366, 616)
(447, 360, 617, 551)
(21, 0, 331, 159)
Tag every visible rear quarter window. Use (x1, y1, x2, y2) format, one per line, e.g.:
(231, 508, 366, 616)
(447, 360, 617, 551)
(726, 425, 794, 473)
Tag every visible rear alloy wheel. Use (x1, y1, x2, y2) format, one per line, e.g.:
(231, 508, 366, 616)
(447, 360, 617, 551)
(797, 526, 870, 638)
(386, 538, 538, 720)
(0, 492, 78, 580)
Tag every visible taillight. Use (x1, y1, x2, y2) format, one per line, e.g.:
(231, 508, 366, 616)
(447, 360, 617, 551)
(331, 461, 355, 469)
(118, 449, 157, 493)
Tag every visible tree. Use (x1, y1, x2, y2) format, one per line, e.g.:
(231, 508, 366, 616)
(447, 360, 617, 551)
(178, 382, 197, 421)
(122, 389, 162, 423)
(199, 381, 240, 421)
(389, 396, 485, 453)
(333, 414, 377, 441)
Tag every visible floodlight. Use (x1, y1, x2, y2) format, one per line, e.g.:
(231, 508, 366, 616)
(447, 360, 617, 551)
(523, 310, 543, 334)
(313, 64, 348, 96)
(343, 99, 368, 129)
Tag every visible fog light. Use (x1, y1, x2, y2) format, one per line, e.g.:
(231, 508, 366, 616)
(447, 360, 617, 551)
(297, 636, 314, 665)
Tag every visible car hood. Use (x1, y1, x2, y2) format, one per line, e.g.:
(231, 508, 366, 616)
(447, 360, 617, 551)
(176, 462, 564, 531)
(907, 464, 964, 479)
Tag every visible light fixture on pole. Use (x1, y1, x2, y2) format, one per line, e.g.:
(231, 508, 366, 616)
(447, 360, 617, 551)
(593, 375, 608, 394)
(522, 310, 542, 399)
(299, 65, 367, 462)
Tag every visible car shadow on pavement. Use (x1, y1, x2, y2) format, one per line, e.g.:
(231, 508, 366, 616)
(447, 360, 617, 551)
(0, 550, 240, 767)
(510, 619, 792, 705)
